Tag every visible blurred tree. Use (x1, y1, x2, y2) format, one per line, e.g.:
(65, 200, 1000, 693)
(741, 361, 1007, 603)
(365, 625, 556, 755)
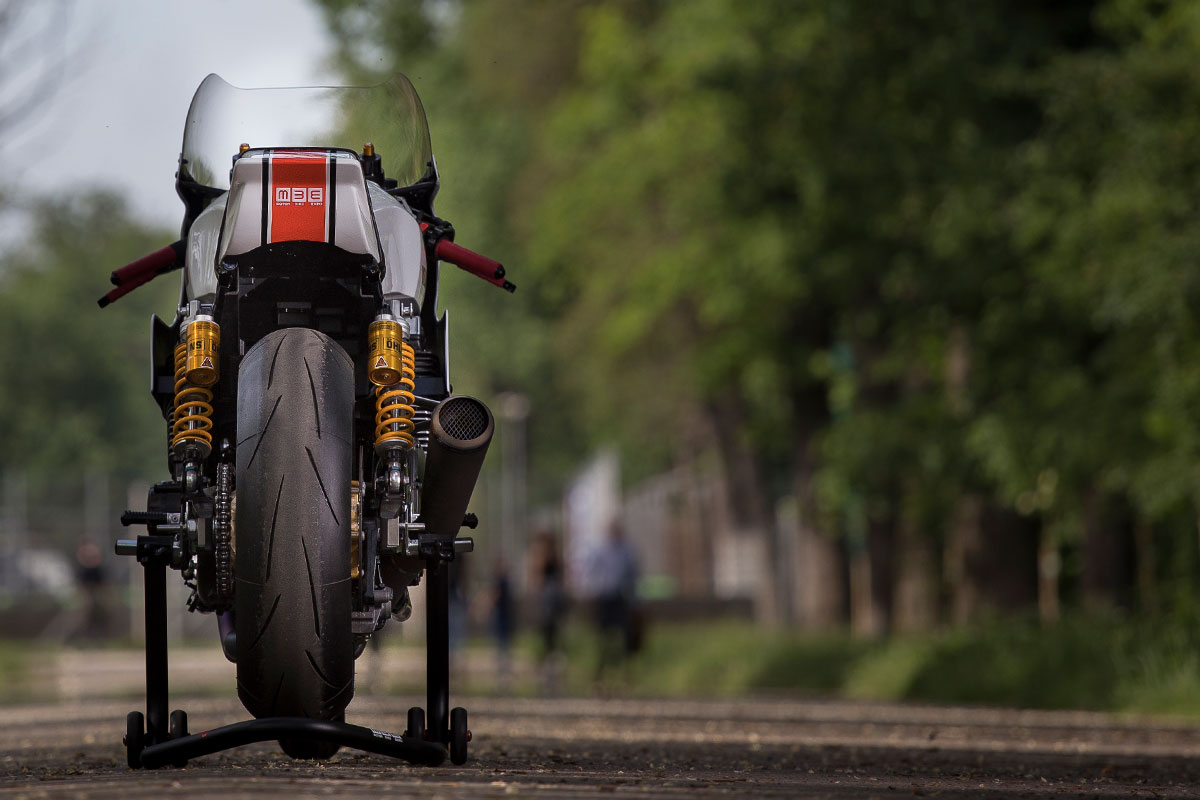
(313, 0, 1200, 630)
(0, 192, 177, 485)
(318, 0, 599, 500)
(1009, 0, 1200, 616)
(526, 0, 1109, 626)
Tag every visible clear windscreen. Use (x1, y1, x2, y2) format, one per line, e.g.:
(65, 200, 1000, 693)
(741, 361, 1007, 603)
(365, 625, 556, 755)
(179, 73, 434, 190)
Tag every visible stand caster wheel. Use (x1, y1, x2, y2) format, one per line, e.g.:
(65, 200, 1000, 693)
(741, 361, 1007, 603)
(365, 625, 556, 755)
(406, 706, 426, 741)
(449, 707, 469, 765)
(169, 710, 189, 768)
(124, 711, 144, 769)
(170, 709, 189, 738)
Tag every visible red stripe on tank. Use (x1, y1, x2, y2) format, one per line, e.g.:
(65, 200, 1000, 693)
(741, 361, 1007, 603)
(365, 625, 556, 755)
(268, 151, 329, 244)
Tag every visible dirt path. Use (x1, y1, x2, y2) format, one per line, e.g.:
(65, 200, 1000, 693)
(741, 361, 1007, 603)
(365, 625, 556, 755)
(4, 691, 1200, 798)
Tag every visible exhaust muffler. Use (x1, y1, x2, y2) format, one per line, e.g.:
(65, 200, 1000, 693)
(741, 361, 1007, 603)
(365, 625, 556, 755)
(418, 395, 494, 536)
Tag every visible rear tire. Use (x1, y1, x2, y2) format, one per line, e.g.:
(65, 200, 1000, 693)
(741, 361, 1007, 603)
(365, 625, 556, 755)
(235, 328, 355, 725)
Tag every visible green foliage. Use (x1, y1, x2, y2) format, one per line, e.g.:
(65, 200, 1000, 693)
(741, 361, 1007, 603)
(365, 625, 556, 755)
(0, 192, 177, 483)
(313, 0, 1200, 617)
(904, 616, 1122, 709)
(530, 617, 1200, 716)
(0, 640, 36, 703)
(629, 623, 869, 696)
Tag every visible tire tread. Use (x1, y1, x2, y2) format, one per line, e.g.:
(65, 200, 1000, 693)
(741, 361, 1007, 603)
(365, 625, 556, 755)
(235, 328, 355, 721)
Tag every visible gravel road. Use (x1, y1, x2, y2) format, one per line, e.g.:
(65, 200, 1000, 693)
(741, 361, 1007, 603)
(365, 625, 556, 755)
(4, 689, 1200, 798)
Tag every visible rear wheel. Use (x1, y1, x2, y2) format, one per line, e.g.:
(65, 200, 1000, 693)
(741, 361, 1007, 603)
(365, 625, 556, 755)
(234, 328, 355, 737)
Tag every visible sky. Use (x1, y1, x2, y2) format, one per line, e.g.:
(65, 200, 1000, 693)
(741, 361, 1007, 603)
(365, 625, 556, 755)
(2, 0, 337, 236)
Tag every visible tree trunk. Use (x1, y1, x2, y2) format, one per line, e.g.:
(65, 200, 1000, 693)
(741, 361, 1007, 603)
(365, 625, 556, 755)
(706, 394, 784, 624)
(849, 546, 881, 637)
(1134, 518, 1157, 616)
(947, 496, 1038, 623)
(1081, 488, 1133, 611)
(846, 493, 884, 637)
(1037, 530, 1061, 624)
(790, 432, 845, 629)
(867, 510, 896, 634)
(893, 481, 937, 632)
(1080, 487, 1115, 610)
(945, 494, 983, 625)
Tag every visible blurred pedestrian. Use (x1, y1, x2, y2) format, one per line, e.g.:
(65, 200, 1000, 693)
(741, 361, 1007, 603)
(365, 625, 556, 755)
(447, 558, 469, 681)
(587, 521, 639, 686)
(488, 559, 515, 693)
(532, 530, 568, 694)
(73, 536, 108, 642)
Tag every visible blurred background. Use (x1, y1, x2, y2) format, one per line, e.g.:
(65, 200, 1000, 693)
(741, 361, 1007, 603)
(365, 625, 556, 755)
(4, 0, 1200, 712)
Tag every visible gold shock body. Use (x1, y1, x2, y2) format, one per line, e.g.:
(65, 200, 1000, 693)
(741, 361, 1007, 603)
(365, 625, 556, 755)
(185, 319, 220, 387)
(367, 318, 404, 385)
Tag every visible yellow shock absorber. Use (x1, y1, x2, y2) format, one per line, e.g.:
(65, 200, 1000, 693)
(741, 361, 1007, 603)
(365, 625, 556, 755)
(185, 317, 220, 386)
(375, 383, 415, 452)
(369, 317, 416, 453)
(171, 319, 218, 458)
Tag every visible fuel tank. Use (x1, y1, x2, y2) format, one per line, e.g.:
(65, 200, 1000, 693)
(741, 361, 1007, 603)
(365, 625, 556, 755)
(183, 149, 426, 310)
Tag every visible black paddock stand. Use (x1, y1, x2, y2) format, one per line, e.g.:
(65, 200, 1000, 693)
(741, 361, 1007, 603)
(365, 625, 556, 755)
(422, 556, 472, 765)
(116, 532, 461, 769)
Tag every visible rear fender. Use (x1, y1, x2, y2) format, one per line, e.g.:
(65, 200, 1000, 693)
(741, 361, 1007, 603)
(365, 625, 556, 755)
(150, 313, 181, 422)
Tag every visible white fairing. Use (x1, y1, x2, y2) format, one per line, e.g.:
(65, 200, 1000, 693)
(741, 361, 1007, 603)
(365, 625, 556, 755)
(186, 194, 226, 303)
(218, 151, 382, 262)
(368, 181, 426, 306)
(183, 149, 426, 311)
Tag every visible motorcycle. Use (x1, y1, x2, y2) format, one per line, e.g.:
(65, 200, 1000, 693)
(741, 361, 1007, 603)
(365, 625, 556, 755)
(99, 73, 513, 767)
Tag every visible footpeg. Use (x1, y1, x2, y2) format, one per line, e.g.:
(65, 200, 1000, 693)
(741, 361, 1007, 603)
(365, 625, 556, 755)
(121, 510, 181, 527)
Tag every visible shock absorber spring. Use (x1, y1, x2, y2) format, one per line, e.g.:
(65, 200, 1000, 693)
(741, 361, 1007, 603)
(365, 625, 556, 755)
(369, 316, 416, 454)
(171, 322, 217, 459)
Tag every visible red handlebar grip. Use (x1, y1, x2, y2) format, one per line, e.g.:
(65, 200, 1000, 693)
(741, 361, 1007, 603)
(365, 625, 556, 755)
(111, 241, 183, 286)
(98, 268, 156, 308)
(435, 240, 504, 281)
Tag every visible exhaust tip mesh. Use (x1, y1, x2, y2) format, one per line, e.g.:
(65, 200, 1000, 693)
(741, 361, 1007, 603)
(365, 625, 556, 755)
(437, 397, 490, 442)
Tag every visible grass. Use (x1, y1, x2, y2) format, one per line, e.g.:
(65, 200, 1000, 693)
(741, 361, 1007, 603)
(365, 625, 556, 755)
(0, 640, 43, 703)
(7, 611, 1200, 717)
(504, 612, 1200, 717)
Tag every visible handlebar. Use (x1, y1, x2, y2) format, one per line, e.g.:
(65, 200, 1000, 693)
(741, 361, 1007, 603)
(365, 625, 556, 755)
(433, 239, 515, 293)
(98, 241, 184, 308)
(100, 231, 515, 308)
(111, 242, 184, 286)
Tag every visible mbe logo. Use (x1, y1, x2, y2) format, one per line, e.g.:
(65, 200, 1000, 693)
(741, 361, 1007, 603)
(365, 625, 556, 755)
(275, 187, 325, 205)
